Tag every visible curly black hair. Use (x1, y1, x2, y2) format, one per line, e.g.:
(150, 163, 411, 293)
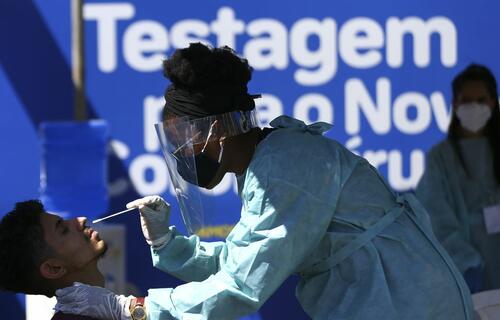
(0, 200, 53, 295)
(162, 42, 256, 118)
(163, 42, 252, 91)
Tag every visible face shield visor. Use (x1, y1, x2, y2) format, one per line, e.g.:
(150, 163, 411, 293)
(155, 110, 259, 235)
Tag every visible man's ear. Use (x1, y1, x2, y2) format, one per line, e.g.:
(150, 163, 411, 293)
(40, 259, 66, 280)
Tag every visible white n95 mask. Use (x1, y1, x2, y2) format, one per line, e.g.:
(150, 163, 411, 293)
(455, 103, 492, 133)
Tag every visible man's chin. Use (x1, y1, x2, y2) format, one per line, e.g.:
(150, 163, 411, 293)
(96, 241, 108, 259)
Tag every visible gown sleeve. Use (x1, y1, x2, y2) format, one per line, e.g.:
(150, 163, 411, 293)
(146, 152, 339, 320)
(150, 226, 226, 283)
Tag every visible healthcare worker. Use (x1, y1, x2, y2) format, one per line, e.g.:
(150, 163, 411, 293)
(55, 43, 473, 320)
(416, 64, 500, 293)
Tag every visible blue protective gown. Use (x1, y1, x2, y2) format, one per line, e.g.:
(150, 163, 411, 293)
(416, 137, 500, 290)
(146, 116, 473, 320)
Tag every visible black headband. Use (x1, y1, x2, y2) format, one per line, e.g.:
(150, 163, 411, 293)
(164, 84, 259, 118)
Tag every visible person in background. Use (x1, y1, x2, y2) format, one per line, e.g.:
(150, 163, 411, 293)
(417, 64, 500, 293)
(55, 43, 474, 320)
(0, 200, 115, 320)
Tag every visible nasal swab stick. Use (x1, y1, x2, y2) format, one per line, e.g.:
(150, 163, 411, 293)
(92, 207, 136, 223)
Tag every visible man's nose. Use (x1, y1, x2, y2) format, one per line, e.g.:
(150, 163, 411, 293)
(76, 217, 88, 231)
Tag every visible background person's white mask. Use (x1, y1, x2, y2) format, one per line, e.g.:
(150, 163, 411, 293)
(455, 103, 492, 133)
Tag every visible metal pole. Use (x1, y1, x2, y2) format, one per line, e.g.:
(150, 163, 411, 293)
(71, 0, 87, 121)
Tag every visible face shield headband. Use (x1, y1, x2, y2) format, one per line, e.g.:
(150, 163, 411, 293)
(154, 109, 259, 235)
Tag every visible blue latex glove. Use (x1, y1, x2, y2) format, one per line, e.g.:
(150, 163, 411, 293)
(464, 265, 485, 294)
(55, 282, 133, 320)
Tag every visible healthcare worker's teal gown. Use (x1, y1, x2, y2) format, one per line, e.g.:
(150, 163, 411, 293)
(417, 137, 500, 290)
(146, 116, 473, 320)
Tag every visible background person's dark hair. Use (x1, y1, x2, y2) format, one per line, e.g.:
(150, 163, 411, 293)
(448, 63, 500, 184)
(162, 42, 255, 120)
(0, 200, 54, 296)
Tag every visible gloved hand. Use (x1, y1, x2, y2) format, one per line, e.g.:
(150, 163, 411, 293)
(126, 195, 171, 248)
(55, 282, 133, 320)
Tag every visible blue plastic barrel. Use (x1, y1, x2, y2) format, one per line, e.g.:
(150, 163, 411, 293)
(39, 120, 109, 219)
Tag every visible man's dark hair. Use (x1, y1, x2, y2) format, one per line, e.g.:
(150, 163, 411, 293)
(0, 200, 53, 295)
(447, 64, 500, 184)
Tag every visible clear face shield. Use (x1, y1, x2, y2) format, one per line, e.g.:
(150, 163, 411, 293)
(155, 110, 259, 235)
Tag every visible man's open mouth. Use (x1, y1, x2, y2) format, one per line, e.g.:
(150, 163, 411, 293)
(84, 227, 99, 240)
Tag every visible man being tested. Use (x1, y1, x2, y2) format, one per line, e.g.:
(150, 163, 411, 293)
(56, 43, 474, 320)
(0, 200, 126, 319)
